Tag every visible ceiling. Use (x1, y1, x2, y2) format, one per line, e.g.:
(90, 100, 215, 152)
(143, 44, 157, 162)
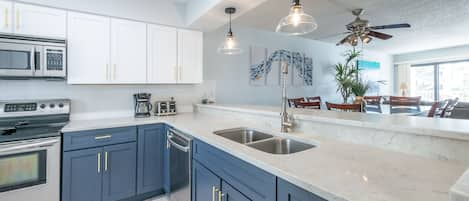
(232, 0, 469, 55)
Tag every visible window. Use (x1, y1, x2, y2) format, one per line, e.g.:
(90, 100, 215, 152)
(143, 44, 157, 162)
(410, 60, 469, 102)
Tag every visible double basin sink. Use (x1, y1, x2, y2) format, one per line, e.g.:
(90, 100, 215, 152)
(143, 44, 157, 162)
(214, 127, 316, 155)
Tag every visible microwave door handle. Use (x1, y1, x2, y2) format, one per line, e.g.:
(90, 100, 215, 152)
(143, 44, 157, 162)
(30, 47, 35, 76)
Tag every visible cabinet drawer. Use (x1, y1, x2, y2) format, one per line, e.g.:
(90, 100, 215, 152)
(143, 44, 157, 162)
(193, 139, 276, 201)
(63, 127, 137, 151)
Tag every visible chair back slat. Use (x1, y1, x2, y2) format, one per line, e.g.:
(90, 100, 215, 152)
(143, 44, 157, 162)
(306, 96, 322, 103)
(288, 98, 305, 108)
(296, 102, 321, 109)
(389, 96, 421, 114)
(364, 96, 382, 113)
(326, 102, 362, 112)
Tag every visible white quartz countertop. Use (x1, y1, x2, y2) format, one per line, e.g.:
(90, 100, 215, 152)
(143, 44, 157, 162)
(62, 111, 468, 201)
(196, 104, 469, 141)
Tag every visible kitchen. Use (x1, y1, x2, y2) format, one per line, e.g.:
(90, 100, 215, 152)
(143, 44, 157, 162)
(0, 1, 469, 201)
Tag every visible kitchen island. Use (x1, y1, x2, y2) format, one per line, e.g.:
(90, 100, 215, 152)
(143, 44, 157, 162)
(62, 104, 469, 201)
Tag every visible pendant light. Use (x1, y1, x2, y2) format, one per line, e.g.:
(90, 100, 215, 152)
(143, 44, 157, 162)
(217, 7, 242, 55)
(276, 0, 318, 35)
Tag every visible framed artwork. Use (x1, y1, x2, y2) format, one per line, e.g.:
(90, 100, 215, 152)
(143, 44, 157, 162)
(249, 46, 313, 87)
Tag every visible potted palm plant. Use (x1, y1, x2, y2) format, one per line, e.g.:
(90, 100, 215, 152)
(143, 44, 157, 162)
(352, 79, 370, 112)
(335, 49, 361, 103)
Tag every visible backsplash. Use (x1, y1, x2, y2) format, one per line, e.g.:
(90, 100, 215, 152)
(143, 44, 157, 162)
(0, 80, 216, 117)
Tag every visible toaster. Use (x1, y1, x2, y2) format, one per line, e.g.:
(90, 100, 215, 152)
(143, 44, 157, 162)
(155, 100, 177, 116)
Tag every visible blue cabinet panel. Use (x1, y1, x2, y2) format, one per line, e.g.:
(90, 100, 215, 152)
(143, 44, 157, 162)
(278, 178, 327, 201)
(102, 142, 137, 201)
(221, 181, 250, 201)
(137, 124, 165, 194)
(63, 126, 137, 151)
(193, 139, 276, 201)
(62, 147, 103, 201)
(192, 160, 221, 201)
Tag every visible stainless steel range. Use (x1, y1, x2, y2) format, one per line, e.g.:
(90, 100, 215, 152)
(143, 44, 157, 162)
(0, 99, 70, 201)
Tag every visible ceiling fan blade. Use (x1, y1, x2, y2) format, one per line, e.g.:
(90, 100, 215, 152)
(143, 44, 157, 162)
(369, 23, 411, 30)
(336, 34, 353, 46)
(368, 31, 393, 40)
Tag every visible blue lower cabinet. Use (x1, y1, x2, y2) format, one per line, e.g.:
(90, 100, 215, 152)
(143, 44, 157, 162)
(137, 124, 165, 194)
(102, 142, 137, 201)
(192, 160, 221, 201)
(277, 178, 327, 201)
(62, 147, 103, 201)
(221, 181, 250, 201)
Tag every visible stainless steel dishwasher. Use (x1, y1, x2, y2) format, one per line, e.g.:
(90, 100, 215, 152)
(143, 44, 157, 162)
(167, 128, 192, 201)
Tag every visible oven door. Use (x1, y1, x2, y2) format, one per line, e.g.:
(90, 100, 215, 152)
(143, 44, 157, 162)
(0, 42, 35, 77)
(0, 137, 60, 201)
(42, 46, 66, 77)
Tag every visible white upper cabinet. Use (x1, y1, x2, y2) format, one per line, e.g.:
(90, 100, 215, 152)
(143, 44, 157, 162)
(177, 29, 203, 84)
(0, 1, 12, 33)
(67, 12, 111, 84)
(14, 3, 66, 38)
(147, 24, 178, 84)
(110, 18, 147, 84)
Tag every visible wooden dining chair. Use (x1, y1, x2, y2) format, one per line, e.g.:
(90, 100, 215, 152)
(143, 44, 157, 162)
(306, 96, 322, 103)
(427, 102, 440, 117)
(287, 97, 305, 108)
(389, 96, 421, 114)
(326, 102, 362, 112)
(296, 101, 321, 109)
(364, 96, 382, 113)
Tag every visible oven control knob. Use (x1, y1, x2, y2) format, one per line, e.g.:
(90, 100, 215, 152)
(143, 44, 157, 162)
(40, 104, 46, 109)
(58, 103, 64, 108)
(49, 104, 55, 108)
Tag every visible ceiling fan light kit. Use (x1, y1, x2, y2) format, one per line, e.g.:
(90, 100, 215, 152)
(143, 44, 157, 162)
(336, 8, 411, 47)
(218, 7, 243, 55)
(276, 0, 318, 35)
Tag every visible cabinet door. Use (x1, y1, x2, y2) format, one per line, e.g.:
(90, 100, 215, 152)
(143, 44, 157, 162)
(177, 29, 203, 84)
(110, 18, 147, 83)
(14, 3, 66, 38)
(192, 160, 221, 201)
(221, 181, 251, 201)
(0, 0, 12, 33)
(67, 12, 111, 84)
(102, 142, 137, 201)
(278, 179, 327, 201)
(137, 124, 165, 194)
(147, 24, 178, 83)
(62, 148, 103, 201)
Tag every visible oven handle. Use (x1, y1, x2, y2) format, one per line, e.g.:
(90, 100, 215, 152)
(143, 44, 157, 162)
(1, 138, 59, 153)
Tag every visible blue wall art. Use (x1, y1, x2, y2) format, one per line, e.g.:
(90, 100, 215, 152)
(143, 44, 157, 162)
(249, 46, 313, 86)
(358, 60, 380, 70)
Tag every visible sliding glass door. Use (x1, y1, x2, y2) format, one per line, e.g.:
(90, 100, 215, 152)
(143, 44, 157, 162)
(410, 60, 469, 102)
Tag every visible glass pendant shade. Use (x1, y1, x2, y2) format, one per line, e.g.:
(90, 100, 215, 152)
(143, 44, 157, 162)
(276, 2, 318, 35)
(217, 33, 242, 55)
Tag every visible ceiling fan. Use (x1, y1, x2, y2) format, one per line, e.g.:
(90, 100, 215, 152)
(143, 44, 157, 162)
(336, 8, 411, 46)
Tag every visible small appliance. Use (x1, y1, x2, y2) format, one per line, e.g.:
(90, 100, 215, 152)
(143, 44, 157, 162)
(0, 99, 70, 201)
(155, 97, 177, 116)
(0, 34, 67, 79)
(134, 93, 152, 118)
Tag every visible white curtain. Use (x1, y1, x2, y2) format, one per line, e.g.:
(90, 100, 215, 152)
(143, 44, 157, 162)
(395, 63, 411, 95)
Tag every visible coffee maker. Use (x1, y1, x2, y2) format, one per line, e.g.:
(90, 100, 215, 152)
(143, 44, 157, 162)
(133, 93, 152, 118)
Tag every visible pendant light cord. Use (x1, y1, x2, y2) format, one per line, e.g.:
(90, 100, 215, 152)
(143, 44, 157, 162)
(228, 12, 233, 36)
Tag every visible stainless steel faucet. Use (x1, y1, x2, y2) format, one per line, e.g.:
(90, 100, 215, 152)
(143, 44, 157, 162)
(280, 62, 293, 133)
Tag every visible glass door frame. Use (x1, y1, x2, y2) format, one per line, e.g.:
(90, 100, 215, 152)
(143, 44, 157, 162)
(0, 150, 47, 193)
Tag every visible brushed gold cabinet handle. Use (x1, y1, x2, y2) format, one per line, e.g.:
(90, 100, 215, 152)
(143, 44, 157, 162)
(106, 64, 109, 80)
(15, 8, 19, 30)
(218, 191, 224, 201)
(212, 186, 219, 201)
(4, 8, 8, 28)
(104, 151, 108, 171)
(113, 64, 117, 80)
(97, 152, 101, 173)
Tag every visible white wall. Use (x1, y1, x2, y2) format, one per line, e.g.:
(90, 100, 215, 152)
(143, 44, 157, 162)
(394, 44, 469, 65)
(17, 0, 186, 27)
(204, 27, 393, 106)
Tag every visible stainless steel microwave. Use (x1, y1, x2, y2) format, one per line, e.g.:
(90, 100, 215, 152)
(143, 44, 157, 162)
(0, 35, 66, 79)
